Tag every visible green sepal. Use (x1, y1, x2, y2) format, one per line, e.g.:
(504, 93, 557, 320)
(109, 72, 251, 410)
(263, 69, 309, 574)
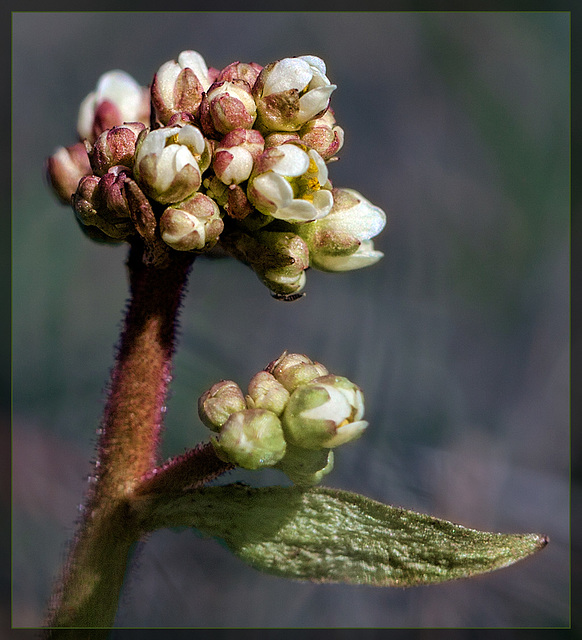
(134, 484, 547, 587)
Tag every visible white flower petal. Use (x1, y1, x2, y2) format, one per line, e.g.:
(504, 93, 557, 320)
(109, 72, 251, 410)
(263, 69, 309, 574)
(77, 93, 97, 140)
(311, 189, 334, 218)
(317, 243, 385, 271)
(301, 385, 352, 423)
(172, 145, 197, 174)
(309, 149, 329, 185)
(264, 58, 312, 95)
(177, 50, 211, 89)
(275, 199, 320, 222)
(177, 124, 206, 154)
(331, 190, 387, 239)
(299, 55, 327, 77)
(253, 172, 294, 210)
(326, 420, 368, 448)
(298, 84, 336, 122)
(271, 144, 310, 177)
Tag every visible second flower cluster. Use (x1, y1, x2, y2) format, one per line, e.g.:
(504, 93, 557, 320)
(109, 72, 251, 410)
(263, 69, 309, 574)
(198, 352, 368, 486)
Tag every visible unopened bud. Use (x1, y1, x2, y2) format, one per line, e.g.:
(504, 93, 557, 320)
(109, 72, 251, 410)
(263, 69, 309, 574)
(198, 380, 246, 432)
(46, 142, 92, 204)
(72, 172, 133, 240)
(211, 409, 287, 470)
(299, 109, 344, 161)
(217, 61, 263, 86)
(151, 50, 211, 125)
(160, 192, 223, 252)
(200, 79, 257, 137)
(213, 128, 265, 186)
(266, 352, 328, 392)
(281, 374, 368, 450)
(88, 122, 146, 175)
(246, 371, 290, 415)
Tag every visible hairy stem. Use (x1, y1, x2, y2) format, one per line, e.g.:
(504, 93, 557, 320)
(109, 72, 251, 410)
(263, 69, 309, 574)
(45, 241, 197, 635)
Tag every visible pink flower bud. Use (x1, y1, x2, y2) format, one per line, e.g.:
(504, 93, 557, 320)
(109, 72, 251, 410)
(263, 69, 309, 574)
(72, 171, 134, 240)
(299, 109, 344, 161)
(200, 80, 257, 137)
(46, 142, 92, 205)
(88, 122, 146, 176)
(217, 61, 263, 86)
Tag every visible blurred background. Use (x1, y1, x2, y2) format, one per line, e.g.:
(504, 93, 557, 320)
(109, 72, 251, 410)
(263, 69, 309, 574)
(12, 11, 569, 631)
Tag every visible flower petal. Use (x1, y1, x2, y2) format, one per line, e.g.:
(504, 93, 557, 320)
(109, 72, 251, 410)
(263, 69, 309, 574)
(298, 85, 336, 122)
(264, 58, 312, 95)
(271, 144, 310, 177)
(252, 172, 294, 210)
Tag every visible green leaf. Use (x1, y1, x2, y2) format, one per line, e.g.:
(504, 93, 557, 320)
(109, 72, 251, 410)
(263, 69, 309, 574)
(134, 484, 548, 587)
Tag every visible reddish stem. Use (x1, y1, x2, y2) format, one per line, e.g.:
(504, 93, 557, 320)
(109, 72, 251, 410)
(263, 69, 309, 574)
(92, 241, 194, 500)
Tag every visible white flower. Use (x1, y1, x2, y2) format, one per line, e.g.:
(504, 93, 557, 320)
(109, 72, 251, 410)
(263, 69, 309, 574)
(77, 70, 149, 143)
(297, 188, 386, 271)
(134, 124, 207, 204)
(248, 143, 333, 222)
(152, 50, 211, 124)
(254, 55, 337, 131)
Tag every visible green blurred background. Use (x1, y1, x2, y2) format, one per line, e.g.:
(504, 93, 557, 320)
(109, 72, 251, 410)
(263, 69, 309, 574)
(12, 11, 569, 630)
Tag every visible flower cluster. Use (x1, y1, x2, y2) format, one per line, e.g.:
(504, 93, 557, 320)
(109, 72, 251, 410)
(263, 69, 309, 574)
(198, 352, 368, 486)
(47, 51, 386, 295)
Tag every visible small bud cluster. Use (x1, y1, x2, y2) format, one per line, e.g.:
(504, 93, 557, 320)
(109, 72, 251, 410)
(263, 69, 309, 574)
(198, 352, 368, 485)
(47, 51, 386, 289)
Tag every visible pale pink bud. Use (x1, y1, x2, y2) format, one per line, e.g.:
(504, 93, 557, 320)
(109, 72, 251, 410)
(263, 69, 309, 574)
(88, 122, 146, 176)
(200, 80, 257, 137)
(217, 61, 263, 86)
(46, 142, 92, 204)
(299, 109, 344, 160)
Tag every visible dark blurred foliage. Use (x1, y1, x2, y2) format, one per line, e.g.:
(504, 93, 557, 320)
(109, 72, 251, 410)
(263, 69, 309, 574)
(12, 11, 569, 630)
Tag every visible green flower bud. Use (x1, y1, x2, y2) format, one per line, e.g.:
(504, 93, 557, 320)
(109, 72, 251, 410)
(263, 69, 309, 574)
(198, 380, 247, 432)
(281, 374, 368, 450)
(211, 408, 287, 470)
(246, 371, 290, 415)
(266, 351, 328, 392)
(275, 442, 334, 486)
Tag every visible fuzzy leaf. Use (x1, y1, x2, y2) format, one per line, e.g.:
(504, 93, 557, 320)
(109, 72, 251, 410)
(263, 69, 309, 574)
(134, 484, 548, 586)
